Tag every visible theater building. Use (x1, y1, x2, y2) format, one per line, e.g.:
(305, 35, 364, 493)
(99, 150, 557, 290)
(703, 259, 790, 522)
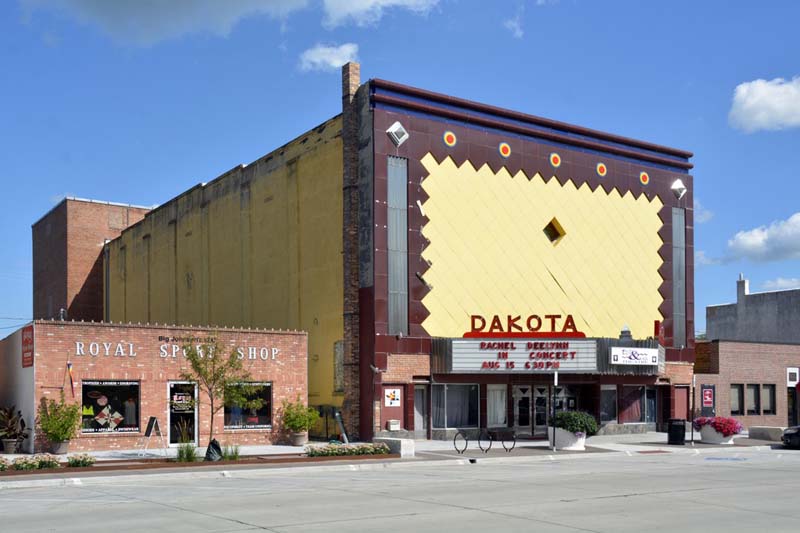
(0, 321, 306, 453)
(31, 62, 695, 441)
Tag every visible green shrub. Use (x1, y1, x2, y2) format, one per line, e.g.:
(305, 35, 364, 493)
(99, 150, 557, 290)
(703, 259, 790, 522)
(305, 443, 391, 457)
(0, 457, 10, 471)
(282, 398, 320, 433)
(176, 443, 198, 462)
(222, 445, 240, 461)
(550, 411, 598, 437)
(38, 392, 81, 443)
(67, 453, 96, 467)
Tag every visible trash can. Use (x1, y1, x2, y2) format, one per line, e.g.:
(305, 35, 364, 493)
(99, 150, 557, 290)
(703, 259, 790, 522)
(668, 419, 686, 445)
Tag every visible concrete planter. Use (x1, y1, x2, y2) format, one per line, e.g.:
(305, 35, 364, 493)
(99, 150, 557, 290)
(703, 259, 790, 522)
(2, 439, 17, 454)
(290, 431, 308, 446)
(50, 441, 70, 454)
(547, 427, 587, 451)
(699, 425, 735, 445)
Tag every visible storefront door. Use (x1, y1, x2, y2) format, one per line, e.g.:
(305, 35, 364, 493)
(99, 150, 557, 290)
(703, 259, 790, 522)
(533, 386, 550, 437)
(513, 386, 532, 436)
(789, 388, 798, 427)
(414, 386, 428, 439)
(168, 382, 198, 446)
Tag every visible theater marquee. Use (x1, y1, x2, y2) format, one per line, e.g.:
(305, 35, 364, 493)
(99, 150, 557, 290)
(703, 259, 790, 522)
(450, 339, 598, 373)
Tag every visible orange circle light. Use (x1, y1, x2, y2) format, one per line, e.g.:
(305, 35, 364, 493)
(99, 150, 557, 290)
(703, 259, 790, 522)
(596, 162, 607, 177)
(639, 171, 650, 185)
(498, 142, 511, 158)
(443, 131, 457, 147)
(549, 153, 561, 168)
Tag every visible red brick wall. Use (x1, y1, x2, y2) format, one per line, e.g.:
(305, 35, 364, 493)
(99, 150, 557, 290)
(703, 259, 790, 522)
(32, 321, 307, 452)
(384, 353, 430, 383)
(33, 199, 149, 322)
(694, 340, 798, 428)
(32, 202, 68, 319)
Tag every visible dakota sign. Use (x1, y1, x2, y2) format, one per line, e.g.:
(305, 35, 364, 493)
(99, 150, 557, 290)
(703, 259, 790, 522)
(450, 339, 598, 373)
(609, 347, 659, 366)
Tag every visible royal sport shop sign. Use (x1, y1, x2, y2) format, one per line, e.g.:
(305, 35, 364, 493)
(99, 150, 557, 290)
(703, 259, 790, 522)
(450, 339, 598, 374)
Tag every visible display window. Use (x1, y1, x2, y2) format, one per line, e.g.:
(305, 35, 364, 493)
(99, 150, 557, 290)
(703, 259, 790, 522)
(223, 382, 272, 429)
(81, 380, 140, 433)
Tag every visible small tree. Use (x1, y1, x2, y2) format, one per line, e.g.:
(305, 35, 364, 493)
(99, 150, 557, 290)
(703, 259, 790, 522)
(180, 339, 263, 442)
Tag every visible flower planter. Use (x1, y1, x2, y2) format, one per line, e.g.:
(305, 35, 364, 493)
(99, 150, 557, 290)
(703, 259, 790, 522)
(699, 425, 735, 445)
(2, 439, 17, 454)
(50, 441, 70, 454)
(290, 431, 308, 447)
(547, 427, 587, 451)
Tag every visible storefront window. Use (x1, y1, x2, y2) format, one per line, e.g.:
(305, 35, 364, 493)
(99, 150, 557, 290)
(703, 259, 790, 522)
(432, 384, 479, 428)
(81, 380, 140, 433)
(487, 385, 507, 427)
(619, 386, 657, 424)
(224, 382, 272, 429)
(432, 385, 445, 428)
(600, 386, 617, 423)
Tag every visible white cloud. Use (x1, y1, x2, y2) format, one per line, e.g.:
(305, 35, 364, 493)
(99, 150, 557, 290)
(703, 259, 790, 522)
(693, 198, 713, 224)
(503, 12, 523, 39)
(762, 277, 800, 291)
(322, 0, 438, 28)
(695, 250, 720, 266)
(729, 76, 800, 132)
(727, 212, 800, 262)
(299, 43, 358, 72)
(21, 0, 309, 45)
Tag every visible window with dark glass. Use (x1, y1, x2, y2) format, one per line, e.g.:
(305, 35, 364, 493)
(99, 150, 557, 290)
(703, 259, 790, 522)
(761, 384, 776, 415)
(600, 386, 617, 423)
(746, 384, 760, 415)
(81, 380, 140, 433)
(730, 384, 744, 415)
(224, 382, 272, 429)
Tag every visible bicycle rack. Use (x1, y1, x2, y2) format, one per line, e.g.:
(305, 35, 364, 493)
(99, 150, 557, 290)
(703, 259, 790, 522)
(453, 430, 468, 454)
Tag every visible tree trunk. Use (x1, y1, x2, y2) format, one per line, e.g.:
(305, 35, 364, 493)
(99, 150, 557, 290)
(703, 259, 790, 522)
(209, 398, 215, 442)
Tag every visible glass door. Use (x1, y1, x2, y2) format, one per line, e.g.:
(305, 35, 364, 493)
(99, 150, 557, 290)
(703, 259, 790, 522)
(414, 385, 428, 439)
(513, 386, 532, 436)
(168, 382, 197, 446)
(533, 386, 549, 437)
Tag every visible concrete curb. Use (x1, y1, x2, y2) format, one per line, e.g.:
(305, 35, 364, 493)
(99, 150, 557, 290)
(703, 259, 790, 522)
(0, 444, 780, 490)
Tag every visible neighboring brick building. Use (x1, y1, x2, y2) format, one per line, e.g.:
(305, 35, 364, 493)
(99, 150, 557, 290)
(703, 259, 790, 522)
(694, 340, 799, 428)
(699, 276, 800, 428)
(32, 198, 150, 321)
(0, 321, 307, 453)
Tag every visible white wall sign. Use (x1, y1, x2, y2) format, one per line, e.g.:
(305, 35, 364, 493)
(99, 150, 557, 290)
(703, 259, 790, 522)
(384, 388, 401, 407)
(450, 339, 597, 374)
(788, 367, 799, 387)
(609, 347, 659, 366)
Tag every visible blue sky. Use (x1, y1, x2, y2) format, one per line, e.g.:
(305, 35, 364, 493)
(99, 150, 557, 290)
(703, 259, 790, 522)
(1, 0, 799, 335)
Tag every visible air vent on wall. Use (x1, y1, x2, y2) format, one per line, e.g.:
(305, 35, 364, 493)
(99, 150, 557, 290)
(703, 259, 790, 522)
(386, 121, 409, 147)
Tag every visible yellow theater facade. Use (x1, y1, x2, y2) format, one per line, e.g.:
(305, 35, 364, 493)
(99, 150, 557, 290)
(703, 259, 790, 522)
(96, 63, 695, 440)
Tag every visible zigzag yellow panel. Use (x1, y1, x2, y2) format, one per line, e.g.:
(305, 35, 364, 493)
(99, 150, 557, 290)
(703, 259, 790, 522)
(419, 154, 664, 340)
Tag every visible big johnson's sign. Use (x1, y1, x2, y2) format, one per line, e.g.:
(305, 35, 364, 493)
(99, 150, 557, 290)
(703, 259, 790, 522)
(73, 336, 280, 361)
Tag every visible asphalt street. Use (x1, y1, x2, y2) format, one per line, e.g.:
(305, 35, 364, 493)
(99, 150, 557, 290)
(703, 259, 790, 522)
(2, 449, 799, 532)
